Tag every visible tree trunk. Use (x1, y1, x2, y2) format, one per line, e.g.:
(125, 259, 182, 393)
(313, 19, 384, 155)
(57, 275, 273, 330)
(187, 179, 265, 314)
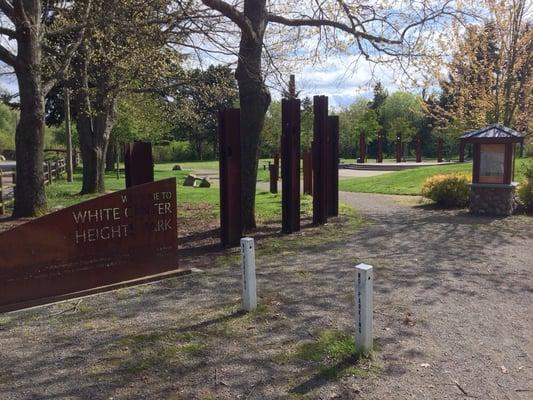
(236, 0, 271, 229)
(75, 45, 116, 194)
(12, 1, 46, 217)
(13, 69, 46, 217)
(78, 108, 115, 194)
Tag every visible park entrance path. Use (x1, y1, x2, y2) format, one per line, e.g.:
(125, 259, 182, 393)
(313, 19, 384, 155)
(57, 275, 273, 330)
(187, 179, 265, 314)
(338, 191, 532, 399)
(0, 192, 531, 399)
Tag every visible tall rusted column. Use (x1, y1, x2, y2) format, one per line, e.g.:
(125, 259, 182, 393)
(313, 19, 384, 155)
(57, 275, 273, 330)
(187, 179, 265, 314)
(327, 115, 339, 217)
(273, 153, 280, 181)
(377, 132, 383, 163)
(358, 132, 366, 163)
(313, 95, 328, 225)
(281, 98, 301, 233)
(124, 141, 154, 188)
(219, 108, 242, 247)
(303, 150, 312, 195)
(395, 134, 402, 163)
(459, 141, 465, 162)
(437, 137, 443, 163)
(416, 135, 422, 163)
(269, 164, 278, 193)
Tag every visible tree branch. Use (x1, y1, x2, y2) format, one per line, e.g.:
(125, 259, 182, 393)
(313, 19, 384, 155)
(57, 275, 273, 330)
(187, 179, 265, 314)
(201, 0, 258, 42)
(0, 43, 16, 66)
(267, 13, 400, 45)
(0, 0, 14, 20)
(0, 26, 16, 39)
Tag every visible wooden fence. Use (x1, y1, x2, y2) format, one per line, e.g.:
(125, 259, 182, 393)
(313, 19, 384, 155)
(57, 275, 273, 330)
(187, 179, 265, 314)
(0, 159, 66, 215)
(0, 170, 15, 215)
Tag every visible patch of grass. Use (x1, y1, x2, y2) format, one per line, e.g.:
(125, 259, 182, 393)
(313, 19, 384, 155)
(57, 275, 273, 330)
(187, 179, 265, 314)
(0, 316, 13, 330)
(161, 159, 272, 181)
(45, 163, 286, 222)
(293, 269, 312, 279)
(114, 329, 208, 374)
(339, 158, 531, 195)
(257, 204, 364, 257)
(295, 330, 354, 362)
(284, 329, 376, 381)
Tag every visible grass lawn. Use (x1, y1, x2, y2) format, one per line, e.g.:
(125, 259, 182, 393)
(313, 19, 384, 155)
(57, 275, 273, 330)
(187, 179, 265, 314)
(169, 159, 272, 182)
(339, 158, 532, 195)
(45, 162, 310, 223)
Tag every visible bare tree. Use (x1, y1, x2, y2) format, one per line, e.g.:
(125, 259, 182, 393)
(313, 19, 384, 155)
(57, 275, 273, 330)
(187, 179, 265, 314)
(181, 0, 470, 229)
(0, 0, 90, 217)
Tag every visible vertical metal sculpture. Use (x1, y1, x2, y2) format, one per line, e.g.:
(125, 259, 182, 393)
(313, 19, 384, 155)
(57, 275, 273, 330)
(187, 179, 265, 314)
(124, 141, 154, 188)
(327, 115, 339, 217)
(395, 134, 402, 163)
(273, 153, 280, 181)
(376, 131, 383, 163)
(313, 96, 328, 225)
(358, 131, 366, 163)
(416, 135, 422, 163)
(437, 137, 443, 163)
(303, 150, 313, 195)
(219, 108, 242, 247)
(281, 98, 301, 233)
(269, 164, 278, 193)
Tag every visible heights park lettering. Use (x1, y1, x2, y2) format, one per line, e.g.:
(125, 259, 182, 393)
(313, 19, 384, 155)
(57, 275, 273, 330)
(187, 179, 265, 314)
(73, 191, 174, 244)
(0, 178, 179, 311)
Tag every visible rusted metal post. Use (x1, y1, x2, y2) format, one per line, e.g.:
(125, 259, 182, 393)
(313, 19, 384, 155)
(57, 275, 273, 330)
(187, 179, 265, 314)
(273, 153, 280, 181)
(327, 116, 339, 217)
(377, 132, 383, 163)
(459, 141, 465, 162)
(303, 150, 312, 195)
(416, 135, 422, 163)
(313, 95, 328, 225)
(281, 98, 301, 233)
(269, 164, 278, 193)
(437, 137, 443, 163)
(124, 142, 154, 188)
(357, 131, 366, 163)
(219, 108, 242, 247)
(0, 171, 4, 215)
(395, 134, 402, 163)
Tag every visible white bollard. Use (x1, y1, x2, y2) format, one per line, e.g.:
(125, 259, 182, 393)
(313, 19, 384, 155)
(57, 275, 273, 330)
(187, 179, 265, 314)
(241, 237, 257, 311)
(355, 263, 373, 354)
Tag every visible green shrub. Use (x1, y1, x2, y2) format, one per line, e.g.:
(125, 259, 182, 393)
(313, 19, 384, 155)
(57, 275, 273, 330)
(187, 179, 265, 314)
(153, 141, 195, 162)
(521, 159, 533, 180)
(421, 173, 470, 208)
(517, 179, 533, 214)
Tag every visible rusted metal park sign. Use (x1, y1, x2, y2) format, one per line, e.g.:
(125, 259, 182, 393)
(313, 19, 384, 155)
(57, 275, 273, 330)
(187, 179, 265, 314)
(0, 178, 179, 312)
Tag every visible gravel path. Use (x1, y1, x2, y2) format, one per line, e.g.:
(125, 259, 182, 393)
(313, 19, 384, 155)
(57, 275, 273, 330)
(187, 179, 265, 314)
(0, 192, 531, 399)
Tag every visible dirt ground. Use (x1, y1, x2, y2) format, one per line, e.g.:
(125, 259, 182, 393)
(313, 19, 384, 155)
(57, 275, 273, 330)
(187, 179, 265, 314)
(0, 192, 532, 400)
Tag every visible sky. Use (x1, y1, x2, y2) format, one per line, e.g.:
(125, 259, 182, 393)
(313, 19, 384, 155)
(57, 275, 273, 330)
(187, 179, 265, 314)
(0, 0, 448, 111)
(281, 57, 407, 109)
(0, 54, 415, 110)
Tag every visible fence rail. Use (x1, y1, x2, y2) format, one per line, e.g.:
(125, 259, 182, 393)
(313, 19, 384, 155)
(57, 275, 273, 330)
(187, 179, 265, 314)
(0, 159, 66, 215)
(0, 170, 15, 215)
